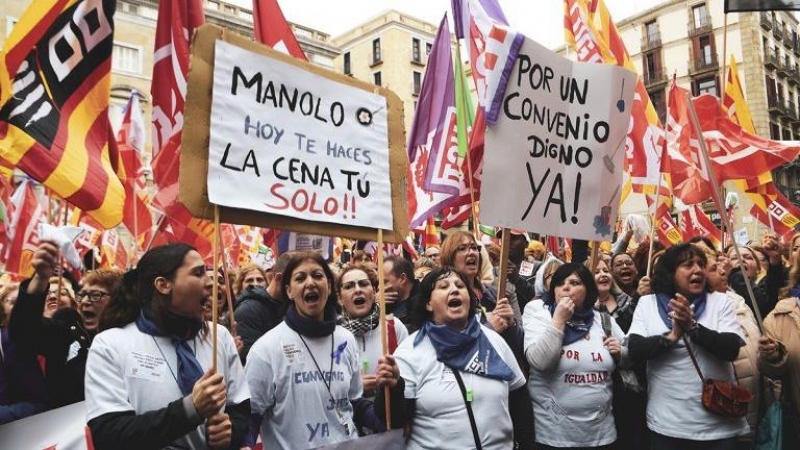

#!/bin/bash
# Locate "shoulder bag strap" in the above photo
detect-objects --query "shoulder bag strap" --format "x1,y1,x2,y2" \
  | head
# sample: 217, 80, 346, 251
682, 336, 705, 383
600, 311, 612, 338
452, 369, 483, 450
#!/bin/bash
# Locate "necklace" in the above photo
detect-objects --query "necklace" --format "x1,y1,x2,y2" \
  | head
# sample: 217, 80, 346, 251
296, 332, 351, 436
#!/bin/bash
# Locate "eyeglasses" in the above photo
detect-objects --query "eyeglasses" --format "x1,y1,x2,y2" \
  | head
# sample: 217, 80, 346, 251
455, 244, 480, 254
77, 291, 111, 303
341, 279, 372, 291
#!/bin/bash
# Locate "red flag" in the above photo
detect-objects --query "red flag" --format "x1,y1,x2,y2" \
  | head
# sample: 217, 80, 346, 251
667, 82, 800, 205
0, 0, 125, 228
679, 204, 722, 248
423, 217, 440, 247
748, 183, 800, 239
439, 108, 485, 229
252, 0, 307, 60
117, 93, 153, 242
100, 229, 128, 271
3, 180, 45, 276
71, 209, 104, 258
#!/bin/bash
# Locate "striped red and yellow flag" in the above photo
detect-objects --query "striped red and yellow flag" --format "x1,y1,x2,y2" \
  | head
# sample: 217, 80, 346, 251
564, 0, 669, 202
0, 0, 124, 229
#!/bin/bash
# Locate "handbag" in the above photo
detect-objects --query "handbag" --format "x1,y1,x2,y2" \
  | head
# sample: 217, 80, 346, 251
452, 369, 483, 450
601, 312, 644, 393
684, 336, 752, 418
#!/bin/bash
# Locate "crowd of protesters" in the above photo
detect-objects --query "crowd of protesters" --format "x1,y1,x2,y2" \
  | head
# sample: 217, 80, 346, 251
0, 229, 799, 449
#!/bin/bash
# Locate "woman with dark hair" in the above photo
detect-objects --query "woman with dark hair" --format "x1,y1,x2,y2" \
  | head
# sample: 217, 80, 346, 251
337, 264, 408, 399
85, 243, 250, 449
628, 243, 747, 449
244, 252, 399, 449
523, 262, 625, 449
391, 266, 535, 449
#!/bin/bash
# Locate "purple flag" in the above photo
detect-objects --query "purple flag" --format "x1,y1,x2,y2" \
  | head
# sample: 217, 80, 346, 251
451, 0, 523, 124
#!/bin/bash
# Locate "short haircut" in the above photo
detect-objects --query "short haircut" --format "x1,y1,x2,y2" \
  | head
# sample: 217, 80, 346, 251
81, 269, 124, 294
548, 263, 598, 308
337, 264, 379, 293
412, 266, 478, 324
385, 255, 414, 281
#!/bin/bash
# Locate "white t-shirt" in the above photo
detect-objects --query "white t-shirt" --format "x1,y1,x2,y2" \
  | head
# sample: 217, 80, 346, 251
85, 322, 249, 450
523, 299, 622, 447
356, 318, 408, 378
628, 292, 749, 440
245, 322, 362, 450
393, 325, 526, 450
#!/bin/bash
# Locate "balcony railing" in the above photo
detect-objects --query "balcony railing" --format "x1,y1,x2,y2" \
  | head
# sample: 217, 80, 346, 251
768, 95, 785, 114
774, 26, 784, 41
764, 52, 780, 69
760, 12, 773, 30
641, 32, 662, 52
794, 40, 800, 57
777, 61, 791, 78
787, 101, 798, 121
689, 16, 713, 36
689, 54, 718, 73
644, 67, 668, 86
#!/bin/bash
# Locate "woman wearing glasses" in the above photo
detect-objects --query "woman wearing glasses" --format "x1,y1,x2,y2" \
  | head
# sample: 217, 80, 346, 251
337, 264, 408, 401
8, 240, 123, 408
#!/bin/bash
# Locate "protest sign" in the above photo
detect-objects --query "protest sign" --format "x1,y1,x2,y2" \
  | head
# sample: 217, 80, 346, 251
181, 25, 409, 242
480, 37, 636, 242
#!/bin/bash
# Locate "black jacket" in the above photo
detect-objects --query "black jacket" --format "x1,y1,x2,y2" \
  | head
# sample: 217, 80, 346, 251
8, 279, 91, 408
233, 286, 283, 363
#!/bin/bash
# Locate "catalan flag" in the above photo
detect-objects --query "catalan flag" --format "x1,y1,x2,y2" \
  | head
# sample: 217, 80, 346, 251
0, 0, 124, 228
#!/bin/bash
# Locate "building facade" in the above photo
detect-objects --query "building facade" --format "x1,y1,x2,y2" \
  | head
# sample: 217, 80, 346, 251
332, 10, 440, 135
612, 0, 800, 224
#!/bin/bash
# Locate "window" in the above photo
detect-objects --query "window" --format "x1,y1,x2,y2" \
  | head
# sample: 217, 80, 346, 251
783, 128, 793, 140
699, 35, 713, 64
693, 3, 709, 28
694, 76, 718, 96
426, 43, 432, 55
373, 71, 382, 86
413, 71, 422, 95
770, 123, 781, 140
645, 52, 658, 78
343, 52, 351, 75
112, 43, 142, 74
412, 38, 421, 63
645, 20, 658, 45
372, 38, 382, 65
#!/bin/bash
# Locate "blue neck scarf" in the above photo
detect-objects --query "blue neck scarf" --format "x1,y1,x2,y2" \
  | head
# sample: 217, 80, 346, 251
788, 284, 800, 299
655, 292, 707, 330
414, 316, 516, 382
544, 292, 596, 345
135, 311, 204, 396
284, 300, 338, 338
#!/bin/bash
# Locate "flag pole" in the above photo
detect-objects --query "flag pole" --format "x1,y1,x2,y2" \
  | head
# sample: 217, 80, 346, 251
497, 228, 511, 299
376, 228, 391, 430
221, 247, 236, 337
143, 214, 166, 254
685, 91, 764, 330
131, 184, 140, 268
454, 42, 481, 239
211, 205, 220, 372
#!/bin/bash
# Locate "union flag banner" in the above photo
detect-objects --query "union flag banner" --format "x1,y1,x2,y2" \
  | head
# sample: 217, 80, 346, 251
3, 179, 45, 276
680, 204, 723, 248
667, 82, 800, 205
0, 0, 125, 228
252, 0, 307, 60
117, 92, 153, 243
451, 0, 523, 124
100, 229, 128, 271
70, 208, 104, 257
564, 0, 666, 200
749, 183, 800, 239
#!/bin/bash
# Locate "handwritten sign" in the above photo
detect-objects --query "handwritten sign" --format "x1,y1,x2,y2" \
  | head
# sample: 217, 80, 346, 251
480, 37, 636, 241
207, 40, 393, 230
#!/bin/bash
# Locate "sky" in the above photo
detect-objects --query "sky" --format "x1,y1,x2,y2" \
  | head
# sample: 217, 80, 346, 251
232, 0, 666, 49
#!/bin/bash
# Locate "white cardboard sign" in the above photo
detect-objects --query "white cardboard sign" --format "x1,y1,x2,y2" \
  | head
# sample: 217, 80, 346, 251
207, 40, 393, 230
480, 37, 636, 241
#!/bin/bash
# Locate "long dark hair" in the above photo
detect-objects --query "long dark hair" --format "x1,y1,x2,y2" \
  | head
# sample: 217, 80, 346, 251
651, 243, 708, 297
548, 262, 598, 309
412, 266, 478, 324
99, 243, 198, 332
